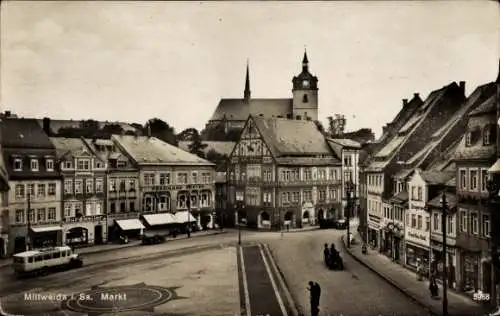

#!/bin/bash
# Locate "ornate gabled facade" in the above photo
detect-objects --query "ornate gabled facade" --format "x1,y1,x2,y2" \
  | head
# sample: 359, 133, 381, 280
83, 138, 140, 242
1, 119, 62, 255
206, 51, 319, 132
50, 137, 107, 247
227, 115, 342, 230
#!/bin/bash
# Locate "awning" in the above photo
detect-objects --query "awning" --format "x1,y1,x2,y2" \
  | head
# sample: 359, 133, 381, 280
142, 213, 177, 226
489, 158, 500, 173
115, 219, 145, 231
174, 211, 197, 223
31, 226, 63, 233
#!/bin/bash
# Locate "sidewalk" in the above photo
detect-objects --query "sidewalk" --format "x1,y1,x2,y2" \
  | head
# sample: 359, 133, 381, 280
341, 234, 492, 316
0, 229, 226, 269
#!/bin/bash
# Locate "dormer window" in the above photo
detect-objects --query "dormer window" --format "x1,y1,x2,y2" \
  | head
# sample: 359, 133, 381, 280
77, 159, 90, 170
96, 161, 104, 168
30, 159, 39, 171
483, 126, 492, 145
117, 161, 126, 168
46, 159, 54, 171
64, 161, 72, 169
465, 132, 472, 147
303, 94, 309, 103
13, 158, 22, 171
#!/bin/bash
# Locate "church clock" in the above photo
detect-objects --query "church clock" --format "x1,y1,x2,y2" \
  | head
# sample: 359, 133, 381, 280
302, 80, 309, 88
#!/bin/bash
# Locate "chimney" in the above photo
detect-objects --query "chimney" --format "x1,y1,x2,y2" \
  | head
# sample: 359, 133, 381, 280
413, 93, 419, 99
402, 99, 408, 107
42, 117, 51, 136
459, 81, 466, 94
382, 125, 388, 134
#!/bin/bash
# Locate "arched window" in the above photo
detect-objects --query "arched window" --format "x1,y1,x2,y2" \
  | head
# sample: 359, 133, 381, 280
159, 193, 171, 211
483, 126, 492, 145
303, 94, 309, 103
465, 132, 472, 147
177, 193, 187, 209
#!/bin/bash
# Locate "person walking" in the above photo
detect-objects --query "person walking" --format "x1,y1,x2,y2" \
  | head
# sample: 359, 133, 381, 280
308, 281, 321, 316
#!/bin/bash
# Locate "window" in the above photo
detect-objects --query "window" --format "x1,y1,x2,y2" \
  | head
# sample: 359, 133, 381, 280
30, 159, 39, 171
191, 172, 197, 184
417, 215, 422, 229
292, 192, 300, 202
329, 189, 336, 201
117, 161, 126, 168
86, 179, 94, 194
109, 179, 117, 192
37, 208, 46, 222
128, 179, 136, 191
460, 209, 467, 232
110, 202, 116, 213
425, 216, 430, 231
75, 179, 83, 194
433, 213, 439, 231
129, 202, 135, 212
95, 178, 103, 193
13, 158, 22, 171
447, 215, 454, 235
47, 207, 56, 220
27, 184, 35, 197
470, 170, 478, 191
119, 180, 126, 192
15, 209, 24, 223
37, 184, 45, 197
202, 173, 211, 184
160, 173, 170, 185
28, 208, 35, 222
48, 183, 56, 196
460, 169, 467, 190
143, 173, 155, 185
303, 94, 309, 103
15, 184, 25, 199
465, 132, 472, 146
303, 190, 312, 202
471, 213, 478, 235
483, 215, 491, 237
417, 187, 422, 201
64, 204, 71, 217
319, 189, 326, 201
96, 203, 102, 215
481, 169, 488, 192
484, 126, 492, 145
177, 173, 188, 184
303, 169, 312, 181
86, 203, 93, 216
263, 170, 273, 182
74, 202, 82, 216
77, 159, 90, 170
64, 179, 73, 195
411, 186, 416, 200
329, 168, 338, 181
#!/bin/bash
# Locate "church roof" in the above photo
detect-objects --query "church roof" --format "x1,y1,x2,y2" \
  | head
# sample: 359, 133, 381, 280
209, 98, 292, 122
252, 116, 334, 157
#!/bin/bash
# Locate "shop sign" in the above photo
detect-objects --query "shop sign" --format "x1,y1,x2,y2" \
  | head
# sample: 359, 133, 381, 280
151, 184, 210, 191
368, 214, 380, 229
406, 227, 429, 246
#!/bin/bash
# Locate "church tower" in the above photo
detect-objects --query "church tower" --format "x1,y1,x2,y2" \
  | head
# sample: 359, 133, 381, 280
244, 60, 251, 104
292, 50, 318, 121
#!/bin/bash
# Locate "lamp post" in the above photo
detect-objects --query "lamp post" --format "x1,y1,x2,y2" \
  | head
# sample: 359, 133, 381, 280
346, 181, 353, 248
235, 194, 243, 245
487, 170, 500, 313
186, 191, 191, 238
26, 191, 32, 251
439, 191, 449, 316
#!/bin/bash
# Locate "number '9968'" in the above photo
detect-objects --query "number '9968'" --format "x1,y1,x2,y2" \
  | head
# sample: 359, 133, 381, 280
473, 291, 490, 301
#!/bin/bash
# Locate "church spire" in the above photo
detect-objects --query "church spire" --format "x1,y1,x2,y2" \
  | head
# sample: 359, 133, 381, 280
244, 59, 251, 101
302, 49, 309, 72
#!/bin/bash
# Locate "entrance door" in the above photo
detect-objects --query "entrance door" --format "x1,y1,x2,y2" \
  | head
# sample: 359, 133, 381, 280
94, 225, 103, 245
14, 237, 26, 254
0, 238, 4, 258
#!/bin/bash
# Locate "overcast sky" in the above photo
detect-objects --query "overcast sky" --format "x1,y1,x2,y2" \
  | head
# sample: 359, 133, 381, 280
1, 1, 499, 137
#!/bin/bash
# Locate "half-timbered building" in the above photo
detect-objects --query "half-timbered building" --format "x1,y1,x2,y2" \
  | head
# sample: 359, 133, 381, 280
227, 116, 342, 229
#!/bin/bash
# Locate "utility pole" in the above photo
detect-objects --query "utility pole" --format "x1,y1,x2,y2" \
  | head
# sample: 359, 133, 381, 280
441, 191, 448, 316
346, 181, 352, 248
26, 191, 31, 251
187, 191, 191, 238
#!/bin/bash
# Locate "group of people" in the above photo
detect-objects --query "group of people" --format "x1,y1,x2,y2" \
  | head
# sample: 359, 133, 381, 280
307, 281, 321, 316
323, 243, 342, 269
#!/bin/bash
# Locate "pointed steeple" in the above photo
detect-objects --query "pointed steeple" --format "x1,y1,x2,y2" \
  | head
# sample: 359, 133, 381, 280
496, 58, 500, 83
244, 59, 251, 102
302, 48, 309, 71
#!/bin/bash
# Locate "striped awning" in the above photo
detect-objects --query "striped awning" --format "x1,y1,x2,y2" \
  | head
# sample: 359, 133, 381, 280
115, 219, 145, 231
142, 213, 177, 226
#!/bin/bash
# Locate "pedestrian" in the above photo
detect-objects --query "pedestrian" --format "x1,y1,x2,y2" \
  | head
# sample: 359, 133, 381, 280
429, 276, 439, 298
307, 281, 321, 316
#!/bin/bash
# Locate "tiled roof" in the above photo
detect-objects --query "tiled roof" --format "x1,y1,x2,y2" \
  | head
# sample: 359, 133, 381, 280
398, 113, 423, 134
178, 141, 235, 156
50, 137, 89, 159
390, 191, 408, 204
425, 139, 460, 172
112, 135, 214, 166
420, 170, 455, 185
252, 117, 333, 156
210, 98, 292, 121
375, 136, 405, 158
275, 156, 341, 166
37, 119, 138, 134
2, 148, 59, 179
446, 177, 456, 187
469, 94, 496, 116
1, 118, 55, 149
427, 192, 457, 210
327, 138, 361, 149
394, 168, 414, 180
0, 152, 9, 189
453, 134, 496, 160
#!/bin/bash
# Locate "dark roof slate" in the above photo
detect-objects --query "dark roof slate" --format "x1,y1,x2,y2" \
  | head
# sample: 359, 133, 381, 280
420, 170, 455, 185
210, 98, 292, 121
1, 118, 54, 149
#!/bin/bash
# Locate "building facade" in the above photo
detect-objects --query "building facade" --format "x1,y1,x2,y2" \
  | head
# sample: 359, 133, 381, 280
83, 138, 140, 242
50, 137, 107, 246
1, 119, 63, 255
112, 135, 216, 232
228, 116, 342, 230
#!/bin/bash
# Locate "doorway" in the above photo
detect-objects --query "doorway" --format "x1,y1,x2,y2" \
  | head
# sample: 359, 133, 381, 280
94, 225, 103, 244
14, 236, 26, 254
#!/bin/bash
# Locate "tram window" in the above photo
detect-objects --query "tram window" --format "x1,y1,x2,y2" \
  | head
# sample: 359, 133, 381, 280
13, 257, 24, 264
66, 250, 70, 257
34, 256, 43, 262
53, 252, 61, 258
28, 257, 34, 263
43, 254, 52, 260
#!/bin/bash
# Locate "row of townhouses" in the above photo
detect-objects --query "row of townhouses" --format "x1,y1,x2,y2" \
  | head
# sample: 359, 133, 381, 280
359, 60, 500, 296
0, 118, 217, 257
227, 115, 361, 229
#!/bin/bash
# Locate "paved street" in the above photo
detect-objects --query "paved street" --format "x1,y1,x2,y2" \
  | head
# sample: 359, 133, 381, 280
268, 228, 431, 316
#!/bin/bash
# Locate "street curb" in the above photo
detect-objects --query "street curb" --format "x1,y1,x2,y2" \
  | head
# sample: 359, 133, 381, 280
263, 244, 303, 316
0, 231, 227, 270
339, 235, 439, 316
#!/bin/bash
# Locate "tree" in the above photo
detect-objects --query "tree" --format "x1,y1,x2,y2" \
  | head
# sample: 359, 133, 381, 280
146, 118, 178, 146
188, 129, 208, 158
314, 120, 326, 135
327, 114, 347, 137
79, 119, 99, 130
206, 149, 229, 172
101, 123, 124, 135
177, 128, 199, 141
200, 122, 228, 141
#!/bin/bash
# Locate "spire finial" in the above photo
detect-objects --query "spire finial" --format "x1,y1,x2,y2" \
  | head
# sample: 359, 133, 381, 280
302, 48, 309, 71
244, 59, 251, 101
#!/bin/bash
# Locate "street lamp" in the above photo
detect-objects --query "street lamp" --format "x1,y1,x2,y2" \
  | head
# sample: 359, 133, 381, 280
440, 191, 449, 316
346, 181, 354, 248
26, 192, 32, 251
235, 194, 244, 245
487, 166, 500, 314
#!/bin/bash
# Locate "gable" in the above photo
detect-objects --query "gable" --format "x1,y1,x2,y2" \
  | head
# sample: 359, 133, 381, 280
229, 116, 274, 161
409, 169, 425, 186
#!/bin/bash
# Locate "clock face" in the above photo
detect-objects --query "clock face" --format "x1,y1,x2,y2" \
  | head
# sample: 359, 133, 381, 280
302, 80, 309, 87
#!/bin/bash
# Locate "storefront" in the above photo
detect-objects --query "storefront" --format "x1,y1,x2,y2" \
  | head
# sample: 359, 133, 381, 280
368, 214, 381, 249
430, 240, 457, 288
63, 216, 107, 246
30, 226, 63, 249
461, 251, 480, 292
405, 226, 430, 269
382, 222, 404, 261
